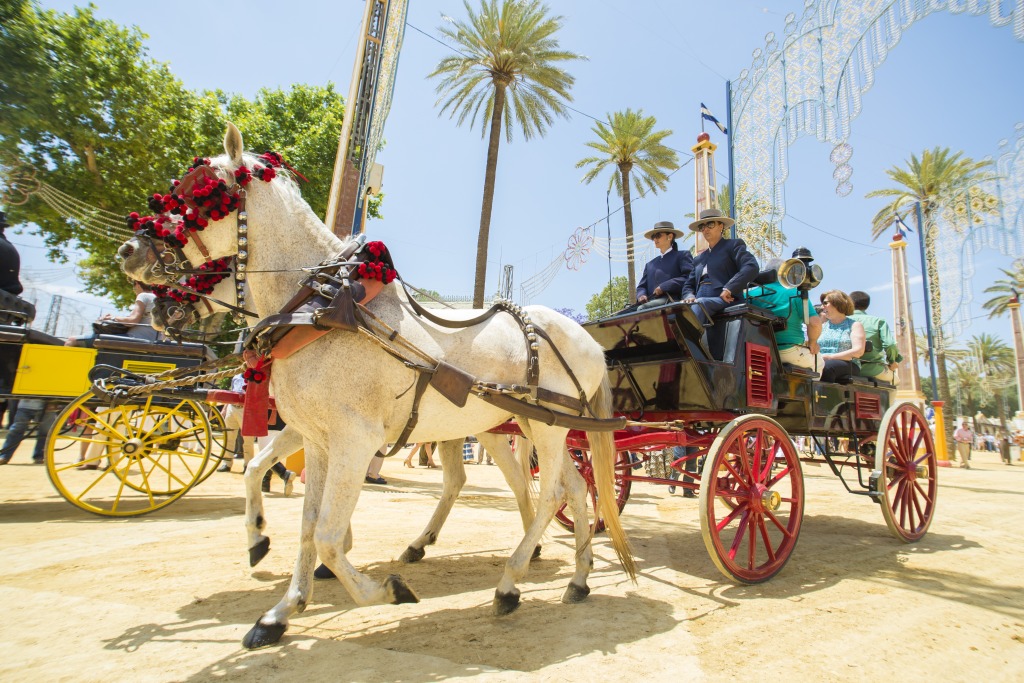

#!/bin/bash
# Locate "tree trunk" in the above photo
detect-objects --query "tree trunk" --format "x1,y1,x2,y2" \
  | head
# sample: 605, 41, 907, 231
620, 165, 636, 302
473, 85, 506, 308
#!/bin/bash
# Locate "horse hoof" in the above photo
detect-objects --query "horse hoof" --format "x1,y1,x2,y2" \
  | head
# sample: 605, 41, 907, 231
399, 546, 425, 564
531, 545, 542, 561
242, 619, 287, 650
561, 582, 590, 604
385, 574, 419, 604
313, 563, 336, 580
249, 537, 271, 567
493, 589, 521, 616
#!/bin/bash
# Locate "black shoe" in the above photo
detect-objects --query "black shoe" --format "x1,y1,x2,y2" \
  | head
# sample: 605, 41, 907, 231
365, 475, 387, 485
683, 490, 696, 498
217, 461, 232, 473
313, 563, 336, 579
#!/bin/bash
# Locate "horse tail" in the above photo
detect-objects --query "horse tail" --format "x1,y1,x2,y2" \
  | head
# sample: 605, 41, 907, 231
589, 374, 637, 582
513, 435, 539, 510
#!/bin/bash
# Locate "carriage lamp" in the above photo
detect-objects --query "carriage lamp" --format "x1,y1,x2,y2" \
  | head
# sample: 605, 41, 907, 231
775, 258, 823, 291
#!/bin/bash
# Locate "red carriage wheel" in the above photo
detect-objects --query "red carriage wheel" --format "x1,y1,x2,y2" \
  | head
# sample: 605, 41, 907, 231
875, 402, 937, 542
699, 415, 804, 584
553, 449, 632, 533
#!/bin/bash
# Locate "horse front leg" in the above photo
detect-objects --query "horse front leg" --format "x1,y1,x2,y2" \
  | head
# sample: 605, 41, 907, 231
315, 439, 420, 607
244, 426, 304, 567
242, 440, 327, 649
400, 439, 466, 563
559, 448, 593, 604
493, 424, 569, 615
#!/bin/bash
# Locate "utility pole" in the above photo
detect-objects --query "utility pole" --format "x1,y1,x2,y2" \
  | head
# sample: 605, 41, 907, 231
43, 295, 62, 335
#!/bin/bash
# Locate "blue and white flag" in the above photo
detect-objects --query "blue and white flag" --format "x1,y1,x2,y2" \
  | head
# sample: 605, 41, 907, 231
894, 214, 913, 237
700, 102, 728, 135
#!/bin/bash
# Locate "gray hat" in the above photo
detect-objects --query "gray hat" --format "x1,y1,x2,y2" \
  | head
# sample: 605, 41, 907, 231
643, 220, 684, 241
688, 208, 735, 232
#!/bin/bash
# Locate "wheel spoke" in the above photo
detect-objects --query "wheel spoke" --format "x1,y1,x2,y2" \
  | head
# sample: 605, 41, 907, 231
766, 463, 792, 488
763, 508, 794, 538
727, 510, 751, 561
751, 429, 764, 483
757, 515, 777, 564
716, 500, 749, 533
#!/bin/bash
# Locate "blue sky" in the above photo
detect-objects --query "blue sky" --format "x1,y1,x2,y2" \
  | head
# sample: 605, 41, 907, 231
18, 0, 1024, 351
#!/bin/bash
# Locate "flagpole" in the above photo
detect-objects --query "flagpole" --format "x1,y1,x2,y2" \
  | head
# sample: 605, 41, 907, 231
726, 81, 737, 239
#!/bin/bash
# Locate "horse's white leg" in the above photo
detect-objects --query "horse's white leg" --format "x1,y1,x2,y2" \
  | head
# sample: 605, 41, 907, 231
243, 440, 328, 649
476, 432, 540, 559
493, 423, 570, 615
314, 438, 419, 607
399, 439, 466, 563
559, 447, 594, 604
244, 426, 303, 567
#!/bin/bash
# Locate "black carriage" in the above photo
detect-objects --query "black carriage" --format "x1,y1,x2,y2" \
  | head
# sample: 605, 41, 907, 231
565, 285, 936, 584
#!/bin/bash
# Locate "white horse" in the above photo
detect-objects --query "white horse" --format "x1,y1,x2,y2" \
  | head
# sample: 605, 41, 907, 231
120, 123, 634, 649
150, 277, 541, 571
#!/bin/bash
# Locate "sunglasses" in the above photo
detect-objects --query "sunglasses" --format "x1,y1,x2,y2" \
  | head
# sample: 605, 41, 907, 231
697, 222, 721, 232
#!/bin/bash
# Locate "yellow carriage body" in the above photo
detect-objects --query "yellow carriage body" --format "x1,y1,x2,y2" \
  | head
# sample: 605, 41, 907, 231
12, 344, 97, 397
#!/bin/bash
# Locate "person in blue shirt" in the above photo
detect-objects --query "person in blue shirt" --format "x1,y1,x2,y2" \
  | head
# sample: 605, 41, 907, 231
680, 209, 759, 323
747, 255, 823, 376
636, 221, 693, 311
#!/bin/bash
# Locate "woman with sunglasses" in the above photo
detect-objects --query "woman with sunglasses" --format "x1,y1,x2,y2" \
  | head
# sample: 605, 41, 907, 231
817, 289, 866, 383
635, 220, 693, 311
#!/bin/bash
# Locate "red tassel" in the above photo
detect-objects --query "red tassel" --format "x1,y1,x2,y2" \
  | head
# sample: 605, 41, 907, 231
241, 355, 271, 437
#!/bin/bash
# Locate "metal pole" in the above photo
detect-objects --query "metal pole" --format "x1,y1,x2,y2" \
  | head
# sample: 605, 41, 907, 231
914, 201, 940, 402
726, 80, 737, 240
606, 189, 613, 312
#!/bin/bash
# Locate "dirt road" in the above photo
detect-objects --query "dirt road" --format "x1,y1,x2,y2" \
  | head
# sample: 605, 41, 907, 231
2, 445, 1022, 682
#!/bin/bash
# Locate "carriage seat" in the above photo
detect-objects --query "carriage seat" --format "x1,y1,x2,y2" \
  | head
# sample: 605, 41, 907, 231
837, 374, 895, 389
781, 363, 817, 377
718, 302, 784, 325
0, 324, 65, 346
93, 335, 208, 358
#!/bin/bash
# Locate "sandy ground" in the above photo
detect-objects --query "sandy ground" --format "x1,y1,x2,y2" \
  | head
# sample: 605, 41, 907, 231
1, 443, 1023, 682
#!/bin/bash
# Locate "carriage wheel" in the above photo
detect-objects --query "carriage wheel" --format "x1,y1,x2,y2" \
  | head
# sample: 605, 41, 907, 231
699, 415, 804, 584
194, 404, 231, 486
875, 402, 937, 542
553, 449, 632, 533
46, 393, 211, 517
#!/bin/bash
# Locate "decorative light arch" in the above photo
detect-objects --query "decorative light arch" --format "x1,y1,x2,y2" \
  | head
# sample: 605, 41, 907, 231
730, 0, 1024, 257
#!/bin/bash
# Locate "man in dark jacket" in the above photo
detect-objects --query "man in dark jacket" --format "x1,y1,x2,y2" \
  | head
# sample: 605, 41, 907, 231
681, 209, 759, 322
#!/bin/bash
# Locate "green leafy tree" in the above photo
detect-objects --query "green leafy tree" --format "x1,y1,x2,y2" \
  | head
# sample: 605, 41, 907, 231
429, 0, 583, 307
866, 147, 994, 456
576, 109, 678, 301
982, 260, 1024, 318
0, 2, 350, 306
585, 276, 629, 321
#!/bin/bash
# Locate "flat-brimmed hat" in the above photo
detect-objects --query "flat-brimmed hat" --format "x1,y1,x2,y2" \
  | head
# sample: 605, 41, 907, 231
643, 220, 684, 241
688, 208, 735, 232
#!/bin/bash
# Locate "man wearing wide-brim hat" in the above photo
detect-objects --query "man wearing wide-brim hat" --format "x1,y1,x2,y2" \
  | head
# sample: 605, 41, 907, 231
635, 220, 693, 311
680, 209, 759, 323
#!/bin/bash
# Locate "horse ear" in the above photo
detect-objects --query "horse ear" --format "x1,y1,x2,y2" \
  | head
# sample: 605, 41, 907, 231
224, 123, 244, 164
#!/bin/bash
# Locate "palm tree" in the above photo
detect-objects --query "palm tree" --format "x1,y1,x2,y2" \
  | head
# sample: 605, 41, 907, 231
866, 147, 994, 456
576, 109, 678, 301
982, 260, 1024, 318
429, 0, 584, 307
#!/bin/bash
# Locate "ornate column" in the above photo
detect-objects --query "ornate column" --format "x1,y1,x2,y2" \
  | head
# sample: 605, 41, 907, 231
1009, 298, 1024, 425
691, 132, 717, 253
890, 233, 925, 404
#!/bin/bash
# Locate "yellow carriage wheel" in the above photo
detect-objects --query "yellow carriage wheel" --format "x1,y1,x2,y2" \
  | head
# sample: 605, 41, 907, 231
46, 392, 212, 517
